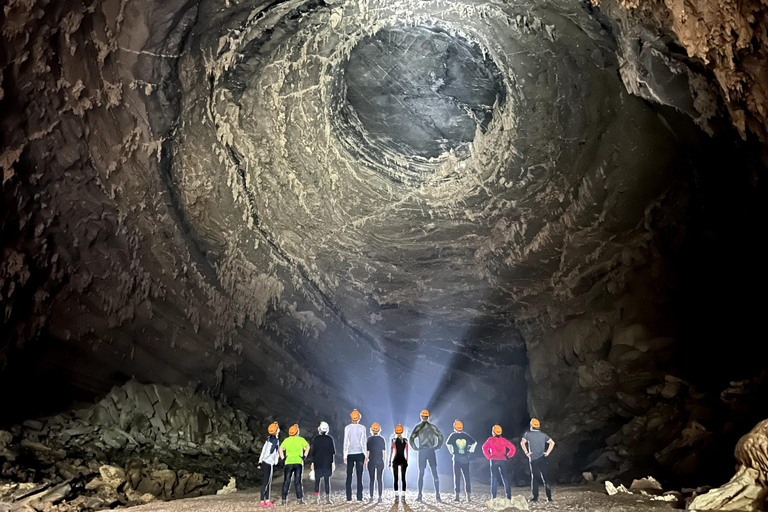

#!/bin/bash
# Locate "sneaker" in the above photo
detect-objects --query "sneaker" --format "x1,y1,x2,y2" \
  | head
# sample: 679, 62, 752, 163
454, 494, 460, 502
315, 496, 321, 505
416, 495, 423, 502
260, 502, 268, 508
297, 499, 306, 505
378, 497, 383, 503
267, 502, 276, 507
281, 500, 287, 506
369, 497, 374, 503
467, 494, 472, 503
436, 495, 442, 503
326, 497, 332, 505
530, 498, 538, 502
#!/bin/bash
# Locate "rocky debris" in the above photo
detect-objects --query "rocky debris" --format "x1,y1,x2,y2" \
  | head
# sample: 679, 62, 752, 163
629, 476, 663, 494
689, 418, 768, 511
485, 496, 529, 511
605, 481, 630, 495
0, 381, 264, 511
216, 477, 237, 495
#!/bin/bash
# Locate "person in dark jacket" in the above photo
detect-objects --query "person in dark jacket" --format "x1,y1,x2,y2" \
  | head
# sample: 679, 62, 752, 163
482, 425, 516, 500
409, 409, 444, 502
367, 423, 386, 503
390, 425, 409, 501
446, 420, 477, 502
310, 422, 336, 504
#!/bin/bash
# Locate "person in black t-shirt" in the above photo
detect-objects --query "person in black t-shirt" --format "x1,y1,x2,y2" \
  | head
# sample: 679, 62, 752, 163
390, 424, 409, 500
310, 422, 336, 504
446, 420, 478, 502
366, 423, 386, 502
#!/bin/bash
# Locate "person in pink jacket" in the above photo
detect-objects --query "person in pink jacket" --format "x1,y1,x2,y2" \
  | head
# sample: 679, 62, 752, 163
482, 425, 516, 499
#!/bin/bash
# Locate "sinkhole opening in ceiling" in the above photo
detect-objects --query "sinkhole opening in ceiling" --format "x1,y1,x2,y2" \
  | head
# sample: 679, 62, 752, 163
338, 24, 506, 172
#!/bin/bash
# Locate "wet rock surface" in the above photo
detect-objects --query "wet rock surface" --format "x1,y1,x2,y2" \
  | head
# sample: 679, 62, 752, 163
0, 381, 262, 511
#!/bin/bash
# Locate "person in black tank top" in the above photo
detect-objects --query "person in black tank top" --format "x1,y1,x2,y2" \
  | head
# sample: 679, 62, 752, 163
390, 425, 409, 500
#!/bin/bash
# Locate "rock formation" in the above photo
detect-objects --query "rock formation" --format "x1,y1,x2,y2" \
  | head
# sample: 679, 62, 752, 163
689, 418, 768, 511
0, 381, 261, 510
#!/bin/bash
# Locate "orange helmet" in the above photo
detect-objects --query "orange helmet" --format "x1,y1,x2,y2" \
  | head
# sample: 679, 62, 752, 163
268, 422, 279, 435
420, 409, 430, 419
351, 409, 361, 422
453, 420, 464, 432
531, 418, 540, 429
371, 423, 381, 434
289, 424, 299, 436
493, 425, 502, 436
394, 424, 404, 435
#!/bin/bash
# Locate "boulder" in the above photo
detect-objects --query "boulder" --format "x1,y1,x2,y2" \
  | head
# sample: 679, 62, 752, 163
99, 465, 126, 491
605, 481, 630, 495
629, 476, 663, 493
216, 477, 237, 495
689, 418, 768, 511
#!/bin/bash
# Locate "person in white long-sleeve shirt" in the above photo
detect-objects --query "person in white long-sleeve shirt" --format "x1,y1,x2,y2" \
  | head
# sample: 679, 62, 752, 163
344, 409, 367, 501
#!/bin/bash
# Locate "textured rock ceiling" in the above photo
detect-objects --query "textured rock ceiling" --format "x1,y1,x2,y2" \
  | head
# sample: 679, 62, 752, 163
2, 0, 768, 486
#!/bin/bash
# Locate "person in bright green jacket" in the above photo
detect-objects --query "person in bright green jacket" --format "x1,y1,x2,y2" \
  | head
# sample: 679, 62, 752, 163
280, 424, 310, 505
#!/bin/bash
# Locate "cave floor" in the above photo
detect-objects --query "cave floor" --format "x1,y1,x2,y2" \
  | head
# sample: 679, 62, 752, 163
128, 482, 678, 512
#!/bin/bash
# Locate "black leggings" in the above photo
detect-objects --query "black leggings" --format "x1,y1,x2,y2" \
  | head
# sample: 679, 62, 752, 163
314, 471, 331, 495
282, 464, 304, 500
392, 460, 408, 491
261, 464, 274, 501
369, 462, 384, 498
454, 461, 471, 494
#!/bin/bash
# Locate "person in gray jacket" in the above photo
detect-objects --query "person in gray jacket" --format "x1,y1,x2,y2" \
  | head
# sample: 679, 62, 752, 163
521, 418, 555, 502
409, 409, 444, 502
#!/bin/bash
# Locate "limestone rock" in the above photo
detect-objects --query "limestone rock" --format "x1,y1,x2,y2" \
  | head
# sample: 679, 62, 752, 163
689, 419, 768, 511
216, 477, 237, 495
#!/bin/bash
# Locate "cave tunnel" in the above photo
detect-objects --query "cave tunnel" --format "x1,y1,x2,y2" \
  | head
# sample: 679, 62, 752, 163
1, 0, 768, 509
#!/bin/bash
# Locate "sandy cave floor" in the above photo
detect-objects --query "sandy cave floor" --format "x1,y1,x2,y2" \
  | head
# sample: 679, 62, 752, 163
128, 477, 678, 512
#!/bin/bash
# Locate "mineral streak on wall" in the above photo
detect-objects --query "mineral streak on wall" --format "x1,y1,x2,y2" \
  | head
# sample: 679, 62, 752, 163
1, 0, 767, 501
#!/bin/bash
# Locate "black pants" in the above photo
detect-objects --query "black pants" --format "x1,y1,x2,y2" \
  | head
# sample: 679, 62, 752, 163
346, 453, 365, 500
369, 462, 384, 498
282, 464, 303, 500
392, 460, 408, 492
490, 460, 510, 499
417, 449, 440, 496
314, 469, 331, 495
261, 464, 274, 501
530, 456, 551, 501
453, 461, 471, 494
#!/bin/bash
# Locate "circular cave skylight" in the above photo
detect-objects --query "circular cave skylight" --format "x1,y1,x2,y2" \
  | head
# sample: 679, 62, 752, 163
336, 25, 506, 178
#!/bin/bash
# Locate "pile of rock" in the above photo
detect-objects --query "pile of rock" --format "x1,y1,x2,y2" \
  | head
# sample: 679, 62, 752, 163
0, 380, 263, 511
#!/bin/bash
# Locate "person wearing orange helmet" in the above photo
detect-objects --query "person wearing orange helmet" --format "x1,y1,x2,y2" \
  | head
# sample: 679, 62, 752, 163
482, 425, 516, 500
258, 422, 280, 507
521, 418, 554, 502
366, 423, 386, 502
446, 420, 477, 502
344, 409, 367, 502
279, 424, 309, 505
389, 424, 409, 500
409, 409, 444, 502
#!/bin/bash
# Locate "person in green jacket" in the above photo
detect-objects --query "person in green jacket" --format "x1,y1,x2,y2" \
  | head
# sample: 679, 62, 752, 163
280, 424, 309, 505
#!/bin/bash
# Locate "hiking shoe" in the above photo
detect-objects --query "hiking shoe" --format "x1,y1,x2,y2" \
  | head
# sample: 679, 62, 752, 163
454, 494, 460, 502
416, 495, 423, 502
378, 497, 383, 503
467, 494, 472, 503
326, 496, 332, 504
436, 494, 442, 503
298, 499, 306, 505
281, 500, 287, 506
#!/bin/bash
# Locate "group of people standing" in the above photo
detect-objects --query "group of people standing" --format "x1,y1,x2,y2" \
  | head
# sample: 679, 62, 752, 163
256, 409, 555, 507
